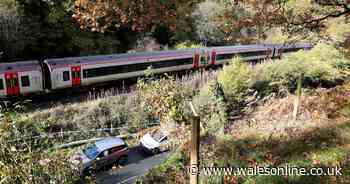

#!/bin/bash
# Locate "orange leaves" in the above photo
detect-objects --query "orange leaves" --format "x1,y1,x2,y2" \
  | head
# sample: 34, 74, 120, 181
73, 0, 179, 32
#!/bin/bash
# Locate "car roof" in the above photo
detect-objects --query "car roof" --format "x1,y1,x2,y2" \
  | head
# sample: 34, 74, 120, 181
95, 137, 125, 151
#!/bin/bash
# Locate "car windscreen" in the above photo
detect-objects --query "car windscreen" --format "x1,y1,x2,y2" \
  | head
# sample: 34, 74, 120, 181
152, 131, 165, 142
83, 144, 100, 159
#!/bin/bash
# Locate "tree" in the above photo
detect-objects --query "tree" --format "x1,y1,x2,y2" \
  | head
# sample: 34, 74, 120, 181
0, 0, 125, 61
220, 0, 350, 44
0, 0, 26, 61
192, 0, 226, 45
73, 0, 180, 33
284, 0, 350, 29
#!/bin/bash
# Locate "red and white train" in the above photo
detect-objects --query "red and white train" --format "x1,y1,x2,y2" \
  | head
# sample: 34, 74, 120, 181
0, 43, 312, 98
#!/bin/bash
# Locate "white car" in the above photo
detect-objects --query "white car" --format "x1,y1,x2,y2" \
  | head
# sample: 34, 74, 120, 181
140, 130, 170, 154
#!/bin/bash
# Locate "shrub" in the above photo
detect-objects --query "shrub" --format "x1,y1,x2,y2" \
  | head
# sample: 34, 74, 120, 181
16, 94, 157, 144
175, 41, 204, 49
193, 81, 227, 134
260, 43, 350, 92
20, 96, 136, 132
218, 57, 256, 106
136, 76, 194, 124
0, 113, 79, 184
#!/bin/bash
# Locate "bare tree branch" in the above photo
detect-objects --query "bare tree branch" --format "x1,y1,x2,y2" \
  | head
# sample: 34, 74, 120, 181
284, 0, 350, 26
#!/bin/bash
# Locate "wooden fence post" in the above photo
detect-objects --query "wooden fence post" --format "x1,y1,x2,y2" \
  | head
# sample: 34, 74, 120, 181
189, 102, 200, 184
110, 122, 113, 134
293, 73, 303, 121
60, 128, 63, 138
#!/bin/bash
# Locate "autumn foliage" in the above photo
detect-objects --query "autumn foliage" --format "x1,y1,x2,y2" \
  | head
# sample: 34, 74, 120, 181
74, 0, 181, 33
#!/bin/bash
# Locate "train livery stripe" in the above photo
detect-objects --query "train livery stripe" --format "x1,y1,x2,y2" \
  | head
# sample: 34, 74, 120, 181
48, 54, 194, 69
83, 57, 193, 78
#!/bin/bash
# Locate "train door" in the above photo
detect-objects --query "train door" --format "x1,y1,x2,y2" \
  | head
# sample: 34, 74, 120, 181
0, 77, 4, 97
266, 48, 273, 59
5, 72, 20, 96
71, 66, 81, 87
211, 49, 217, 65
193, 52, 200, 68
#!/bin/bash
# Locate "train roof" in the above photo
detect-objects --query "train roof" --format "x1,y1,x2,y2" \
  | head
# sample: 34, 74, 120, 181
264, 43, 313, 48
43, 43, 311, 69
213, 44, 268, 53
210, 44, 266, 50
44, 44, 271, 68
44, 48, 196, 68
0, 60, 41, 73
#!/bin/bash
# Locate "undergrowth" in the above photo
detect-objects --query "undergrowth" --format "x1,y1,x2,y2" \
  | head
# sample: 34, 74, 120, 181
141, 43, 350, 184
4, 43, 350, 184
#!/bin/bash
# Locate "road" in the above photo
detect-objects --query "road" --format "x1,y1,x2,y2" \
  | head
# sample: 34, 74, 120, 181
96, 146, 170, 184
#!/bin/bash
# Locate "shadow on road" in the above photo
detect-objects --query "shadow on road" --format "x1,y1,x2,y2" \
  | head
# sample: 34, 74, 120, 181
94, 146, 170, 184
124, 146, 153, 165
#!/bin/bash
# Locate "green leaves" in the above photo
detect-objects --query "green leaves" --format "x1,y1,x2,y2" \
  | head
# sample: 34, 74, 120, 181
261, 43, 350, 92
218, 57, 255, 104
136, 76, 193, 124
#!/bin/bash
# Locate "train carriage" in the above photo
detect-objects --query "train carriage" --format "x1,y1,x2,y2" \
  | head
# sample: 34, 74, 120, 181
0, 61, 43, 98
214, 45, 270, 64
0, 43, 313, 98
274, 43, 313, 58
44, 49, 200, 90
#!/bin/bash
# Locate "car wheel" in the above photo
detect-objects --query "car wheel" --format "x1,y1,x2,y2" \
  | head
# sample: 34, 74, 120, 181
153, 148, 160, 154
118, 155, 128, 166
82, 167, 92, 176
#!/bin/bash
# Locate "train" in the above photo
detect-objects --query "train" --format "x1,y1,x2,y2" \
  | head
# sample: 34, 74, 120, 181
0, 43, 312, 98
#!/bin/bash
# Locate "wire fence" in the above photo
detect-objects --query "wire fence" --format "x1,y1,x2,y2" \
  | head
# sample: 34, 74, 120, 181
7, 122, 161, 147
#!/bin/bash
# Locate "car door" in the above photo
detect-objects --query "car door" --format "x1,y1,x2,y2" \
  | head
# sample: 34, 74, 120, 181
95, 150, 111, 169
107, 145, 128, 163
159, 136, 170, 151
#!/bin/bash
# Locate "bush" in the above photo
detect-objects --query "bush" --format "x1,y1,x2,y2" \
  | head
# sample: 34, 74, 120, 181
20, 96, 136, 132
175, 41, 204, 49
0, 113, 79, 184
193, 81, 227, 134
218, 57, 256, 106
16, 94, 158, 145
136, 76, 194, 124
260, 43, 350, 92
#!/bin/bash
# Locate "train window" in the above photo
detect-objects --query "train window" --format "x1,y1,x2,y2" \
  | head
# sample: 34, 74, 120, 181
284, 48, 300, 53
21, 76, 30, 87
238, 50, 267, 57
200, 53, 208, 65
63, 71, 70, 81
73, 70, 81, 79
216, 53, 236, 60
0, 79, 3, 90
83, 58, 193, 78
216, 50, 267, 61
6, 78, 11, 88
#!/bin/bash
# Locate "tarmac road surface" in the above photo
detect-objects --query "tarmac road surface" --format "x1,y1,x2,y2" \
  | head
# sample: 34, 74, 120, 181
96, 146, 170, 184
